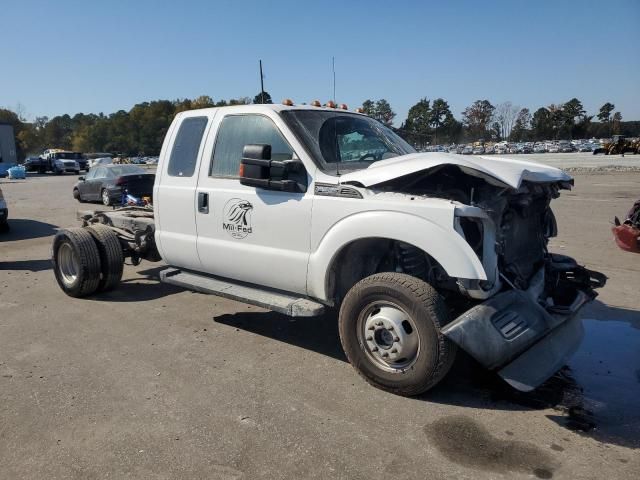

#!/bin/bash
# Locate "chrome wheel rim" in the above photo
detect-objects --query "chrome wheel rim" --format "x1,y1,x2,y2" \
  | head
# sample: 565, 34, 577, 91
58, 243, 79, 286
358, 301, 420, 372
102, 190, 110, 205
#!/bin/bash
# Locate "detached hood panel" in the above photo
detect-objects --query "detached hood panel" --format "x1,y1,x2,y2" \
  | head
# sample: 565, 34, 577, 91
338, 152, 572, 189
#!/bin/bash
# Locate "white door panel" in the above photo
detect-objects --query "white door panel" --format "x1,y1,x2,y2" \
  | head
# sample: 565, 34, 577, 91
196, 183, 312, 293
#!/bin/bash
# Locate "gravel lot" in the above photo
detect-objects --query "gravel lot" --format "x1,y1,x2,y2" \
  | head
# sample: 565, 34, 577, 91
1, 158, 639, 479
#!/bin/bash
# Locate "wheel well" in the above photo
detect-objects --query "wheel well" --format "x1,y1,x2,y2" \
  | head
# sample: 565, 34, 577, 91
327, 237, 455, 304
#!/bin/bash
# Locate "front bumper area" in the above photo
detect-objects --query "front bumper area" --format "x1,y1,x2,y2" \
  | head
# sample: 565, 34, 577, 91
442, 255, 606, 391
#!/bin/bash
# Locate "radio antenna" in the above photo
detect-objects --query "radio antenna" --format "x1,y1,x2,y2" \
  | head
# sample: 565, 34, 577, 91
259, 60, 265, 104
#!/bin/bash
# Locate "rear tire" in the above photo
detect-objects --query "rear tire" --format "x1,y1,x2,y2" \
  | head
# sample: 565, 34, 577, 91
101, 189, 111, 206
339, 272, 456, 396
52, 228, 102, 297
86, 224, 124, 292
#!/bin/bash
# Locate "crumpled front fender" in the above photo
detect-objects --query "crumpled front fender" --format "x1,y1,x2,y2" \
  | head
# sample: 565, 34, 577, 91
307, 210, 487, 302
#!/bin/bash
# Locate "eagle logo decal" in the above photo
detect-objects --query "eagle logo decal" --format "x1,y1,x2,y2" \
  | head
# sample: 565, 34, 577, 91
223, 198, 253, 239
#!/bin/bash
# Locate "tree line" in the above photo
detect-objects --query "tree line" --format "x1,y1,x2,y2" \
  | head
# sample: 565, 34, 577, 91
362, 97, 637, 146
362, 98, 640, 147
0, 94, 258, 160
1, 93, 638, 161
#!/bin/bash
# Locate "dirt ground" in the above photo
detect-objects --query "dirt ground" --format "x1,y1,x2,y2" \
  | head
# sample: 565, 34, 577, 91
0, 170, 639, 479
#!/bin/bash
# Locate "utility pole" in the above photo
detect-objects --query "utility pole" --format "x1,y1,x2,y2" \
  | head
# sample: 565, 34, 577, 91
259, 60, 265, 104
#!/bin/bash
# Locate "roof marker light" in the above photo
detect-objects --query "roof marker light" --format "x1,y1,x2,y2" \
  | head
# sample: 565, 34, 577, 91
311, 100, 321, 107
282, 98, 294, 106
339, 103, 348, 110
326, 100, 337, 108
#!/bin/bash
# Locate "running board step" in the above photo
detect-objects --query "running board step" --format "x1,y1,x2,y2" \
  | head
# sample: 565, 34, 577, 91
159, 268, 325, 317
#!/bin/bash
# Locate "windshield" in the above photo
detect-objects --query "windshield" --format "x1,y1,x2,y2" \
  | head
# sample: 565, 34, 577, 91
55, 152, 82, 160
281, 110, 415, 173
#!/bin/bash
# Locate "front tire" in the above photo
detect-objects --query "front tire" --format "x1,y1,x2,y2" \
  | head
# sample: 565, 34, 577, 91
73, 188, 84, 202
52, 228, 102, 297
339, 273, 456, 396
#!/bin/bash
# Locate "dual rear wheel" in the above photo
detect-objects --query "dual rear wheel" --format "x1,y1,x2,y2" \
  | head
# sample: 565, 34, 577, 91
52, 225, 124, 297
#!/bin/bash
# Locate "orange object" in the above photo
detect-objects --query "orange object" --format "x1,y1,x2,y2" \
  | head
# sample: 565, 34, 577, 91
612, 224, 640, 253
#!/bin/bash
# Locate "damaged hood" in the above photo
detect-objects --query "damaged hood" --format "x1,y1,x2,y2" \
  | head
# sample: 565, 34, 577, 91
338, 152, 572, 189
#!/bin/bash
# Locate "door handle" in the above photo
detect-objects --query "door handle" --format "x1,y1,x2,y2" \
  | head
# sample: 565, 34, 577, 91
198, 192, 209, 214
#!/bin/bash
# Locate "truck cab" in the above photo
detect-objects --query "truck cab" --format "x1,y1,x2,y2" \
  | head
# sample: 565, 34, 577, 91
53, 103, 605, 396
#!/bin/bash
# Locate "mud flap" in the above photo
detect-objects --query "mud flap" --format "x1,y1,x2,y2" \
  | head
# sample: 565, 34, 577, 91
497, 315, 584, 391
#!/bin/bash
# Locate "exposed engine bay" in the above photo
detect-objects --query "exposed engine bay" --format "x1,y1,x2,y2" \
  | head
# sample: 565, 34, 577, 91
374, 164, 576, 292
369, 164, 607, 391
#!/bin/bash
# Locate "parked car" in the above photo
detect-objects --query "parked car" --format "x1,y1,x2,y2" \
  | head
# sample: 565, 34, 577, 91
558, 141, 574, 153
73, 164, 155, 206
578, 144, 592, 152
533, 144, 547, 153
520, 144, 533, 154
462, 145, 473, 154
547, 144, 560, 153
484, 145, 495, 154
53, 103, 605, 396
472, 146, 485, 155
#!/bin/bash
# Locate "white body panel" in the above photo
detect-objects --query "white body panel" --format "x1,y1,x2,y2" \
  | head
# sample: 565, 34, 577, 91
306, 176, 486, 301
194, 109, 316, 294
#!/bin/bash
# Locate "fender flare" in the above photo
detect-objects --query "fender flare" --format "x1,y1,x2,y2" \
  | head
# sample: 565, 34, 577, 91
307, 210, 487, 301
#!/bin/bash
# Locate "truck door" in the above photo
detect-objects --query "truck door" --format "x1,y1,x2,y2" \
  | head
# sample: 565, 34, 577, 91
154, 113, 211, 271
195, 112, 313, 295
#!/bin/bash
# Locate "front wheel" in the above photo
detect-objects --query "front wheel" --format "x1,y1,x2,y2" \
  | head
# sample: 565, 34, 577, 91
339, 273, 456, 396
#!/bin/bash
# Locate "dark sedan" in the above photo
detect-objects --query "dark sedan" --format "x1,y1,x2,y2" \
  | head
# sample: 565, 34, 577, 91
73, 164, 155, 206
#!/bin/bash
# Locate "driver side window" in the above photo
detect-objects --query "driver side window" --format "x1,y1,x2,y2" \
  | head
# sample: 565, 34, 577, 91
210, 114, 294, 178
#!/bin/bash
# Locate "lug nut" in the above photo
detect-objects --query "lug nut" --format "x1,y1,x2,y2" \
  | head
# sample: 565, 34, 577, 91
391, 348, 398, 353
366, 336, 373, 341
376, 321, 383, 326
394, 337, 400, 342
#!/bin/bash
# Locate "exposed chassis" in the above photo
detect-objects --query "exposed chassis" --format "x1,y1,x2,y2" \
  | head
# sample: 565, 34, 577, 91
77, 207, 161, 264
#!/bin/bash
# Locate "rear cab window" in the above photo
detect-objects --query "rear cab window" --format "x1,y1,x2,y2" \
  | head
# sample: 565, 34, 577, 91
168, 116, 208, 177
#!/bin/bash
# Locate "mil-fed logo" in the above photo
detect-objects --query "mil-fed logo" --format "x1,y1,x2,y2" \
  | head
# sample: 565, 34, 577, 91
223, 198, 253, 239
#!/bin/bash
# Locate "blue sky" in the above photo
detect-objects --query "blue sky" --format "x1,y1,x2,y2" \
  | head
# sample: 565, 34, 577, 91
2, 0, 639, 125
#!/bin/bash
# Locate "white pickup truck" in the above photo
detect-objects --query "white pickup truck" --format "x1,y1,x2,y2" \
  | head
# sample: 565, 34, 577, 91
51, 103, 605, 396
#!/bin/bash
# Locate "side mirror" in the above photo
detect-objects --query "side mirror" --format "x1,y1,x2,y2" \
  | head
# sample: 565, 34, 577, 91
239, 144, 305, 192
78, 176, 85, 181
